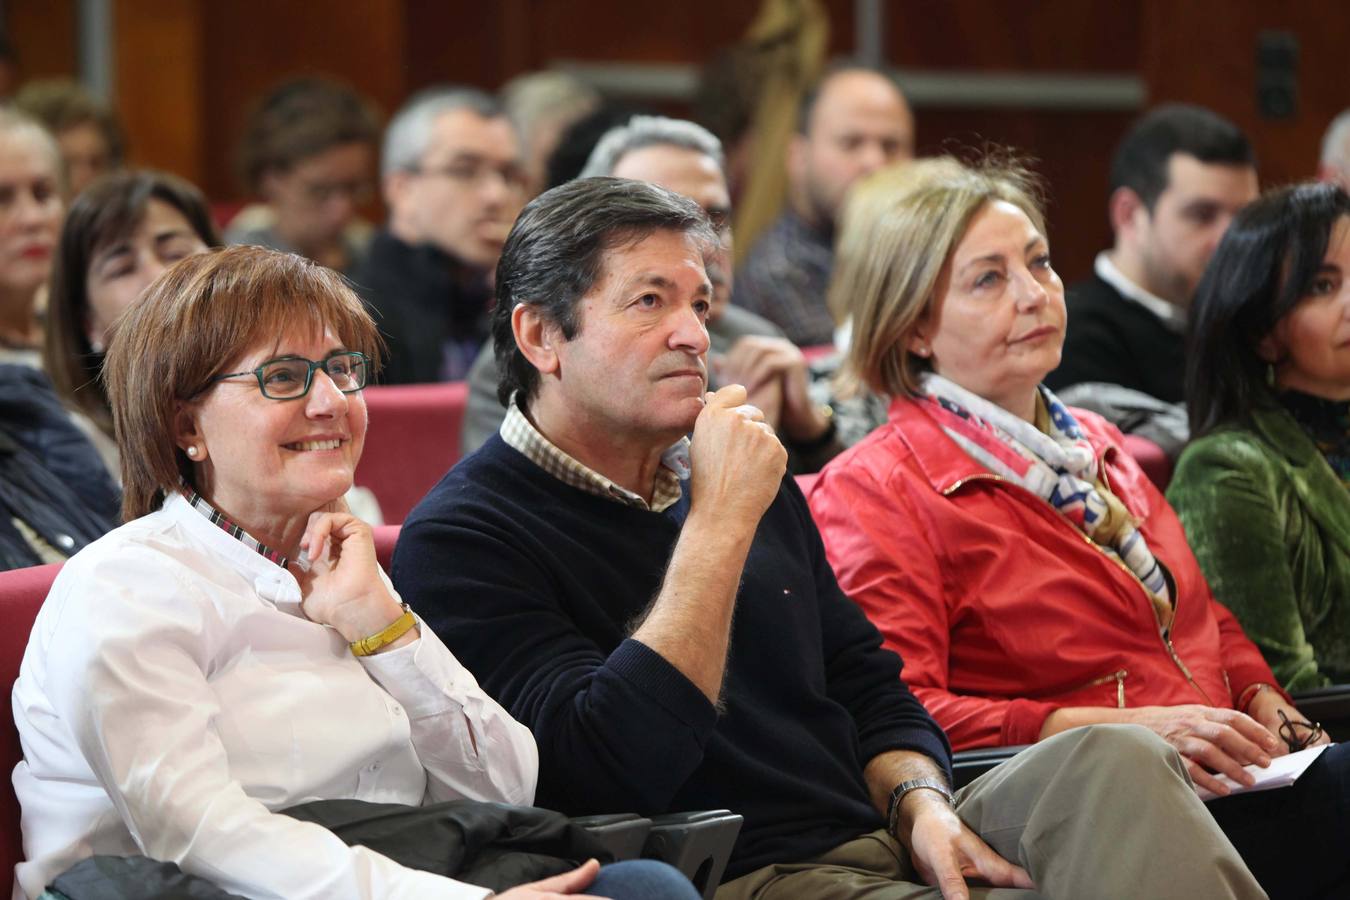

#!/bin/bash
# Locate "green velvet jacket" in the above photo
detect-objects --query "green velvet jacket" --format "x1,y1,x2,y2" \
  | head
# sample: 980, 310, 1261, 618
1169, 404, 1350, 691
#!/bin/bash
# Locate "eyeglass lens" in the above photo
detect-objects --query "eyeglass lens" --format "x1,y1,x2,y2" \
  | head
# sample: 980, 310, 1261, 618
260, 353, 367, 398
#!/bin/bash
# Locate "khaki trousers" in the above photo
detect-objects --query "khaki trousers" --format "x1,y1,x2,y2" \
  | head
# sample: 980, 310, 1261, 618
717, 724, 1265, 900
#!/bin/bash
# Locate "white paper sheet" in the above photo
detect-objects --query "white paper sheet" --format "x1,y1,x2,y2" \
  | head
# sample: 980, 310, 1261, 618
1197, 743, 1331, 802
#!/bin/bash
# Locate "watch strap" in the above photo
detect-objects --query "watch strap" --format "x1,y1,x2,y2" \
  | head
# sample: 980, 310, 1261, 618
887, 776, 955, 836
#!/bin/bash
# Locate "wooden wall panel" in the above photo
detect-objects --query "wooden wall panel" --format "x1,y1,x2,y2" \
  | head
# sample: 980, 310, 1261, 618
6, 0, 78, 82
113, 0, 207, 186
1141, 0, 1350, 190
915, 109, 1132, 285
198, 0, 405, 201
888, 0, 1140, 72
401, 0, 835, 93
403, 1, 514, 91
888, 1, 1145, 282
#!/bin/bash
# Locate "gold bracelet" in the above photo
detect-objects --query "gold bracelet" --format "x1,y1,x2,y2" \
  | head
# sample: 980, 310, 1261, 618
349, 605, 417, 657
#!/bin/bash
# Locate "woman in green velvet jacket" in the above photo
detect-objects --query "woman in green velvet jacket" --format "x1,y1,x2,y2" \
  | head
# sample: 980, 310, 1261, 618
1169, 182, 1350, 691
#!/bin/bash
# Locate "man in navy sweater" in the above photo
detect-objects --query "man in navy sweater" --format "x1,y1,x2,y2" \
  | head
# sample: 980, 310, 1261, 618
393, 177, 1261, 899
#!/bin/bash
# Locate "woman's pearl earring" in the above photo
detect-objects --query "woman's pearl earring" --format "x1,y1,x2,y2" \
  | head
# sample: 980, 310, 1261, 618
186, 446, 199, 459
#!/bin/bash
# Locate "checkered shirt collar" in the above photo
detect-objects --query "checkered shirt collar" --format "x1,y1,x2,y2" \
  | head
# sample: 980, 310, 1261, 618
500, 396, 690, 513
179, 483, 291, 569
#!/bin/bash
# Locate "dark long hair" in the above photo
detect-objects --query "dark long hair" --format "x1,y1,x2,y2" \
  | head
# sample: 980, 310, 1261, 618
43, 170, 221, 435
1187, 182, 1350, 438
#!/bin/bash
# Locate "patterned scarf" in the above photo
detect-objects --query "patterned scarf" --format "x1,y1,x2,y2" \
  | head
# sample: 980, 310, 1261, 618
919, 373, 1174, 631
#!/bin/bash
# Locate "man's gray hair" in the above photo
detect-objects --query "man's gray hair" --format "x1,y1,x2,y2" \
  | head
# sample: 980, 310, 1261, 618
381, 86, 506, 178
1322, 109, 1350, 172
579, 115, 725, 180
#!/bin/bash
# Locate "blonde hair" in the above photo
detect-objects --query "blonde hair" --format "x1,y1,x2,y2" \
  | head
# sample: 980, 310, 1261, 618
103, 246, 383, 520
830, 155, 1046, 398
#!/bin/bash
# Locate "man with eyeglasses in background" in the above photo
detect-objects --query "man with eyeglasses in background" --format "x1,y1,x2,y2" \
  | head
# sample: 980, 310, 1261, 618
351, 87, 528, 384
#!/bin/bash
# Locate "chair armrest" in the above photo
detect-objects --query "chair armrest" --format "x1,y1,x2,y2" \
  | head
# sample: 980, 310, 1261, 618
951, 745, 1030, 789
643, 810, 743, 900
1291, 684, 1350, 737
572, 813, 652, 861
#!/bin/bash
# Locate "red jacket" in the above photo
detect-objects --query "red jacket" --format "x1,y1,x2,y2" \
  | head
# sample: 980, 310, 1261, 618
808, 396, 1284, 750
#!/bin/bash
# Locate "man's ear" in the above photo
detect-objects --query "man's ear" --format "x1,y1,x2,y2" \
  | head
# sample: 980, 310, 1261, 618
512, 304, 561, 377
1109, 186, 1148, 242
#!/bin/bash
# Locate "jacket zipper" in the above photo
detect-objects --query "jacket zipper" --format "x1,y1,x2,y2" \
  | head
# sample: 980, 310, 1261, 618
942, 470, 1213, 704
1073, 669, 1128, 707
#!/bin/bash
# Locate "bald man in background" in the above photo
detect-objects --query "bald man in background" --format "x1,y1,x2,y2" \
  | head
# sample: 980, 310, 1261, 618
732, 63, 914, 347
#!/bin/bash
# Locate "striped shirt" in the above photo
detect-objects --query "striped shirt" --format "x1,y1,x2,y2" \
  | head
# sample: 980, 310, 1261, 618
179, 484, 291, 568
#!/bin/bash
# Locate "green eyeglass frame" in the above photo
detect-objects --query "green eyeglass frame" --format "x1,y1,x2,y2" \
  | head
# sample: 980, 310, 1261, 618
211, 350, 370, 400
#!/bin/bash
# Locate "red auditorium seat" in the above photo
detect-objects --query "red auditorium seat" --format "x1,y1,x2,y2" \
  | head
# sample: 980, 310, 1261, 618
0, 562, 61, 882
1120, 434, 1173, 491
374, 524, 399, 571
356, 382, 469, 524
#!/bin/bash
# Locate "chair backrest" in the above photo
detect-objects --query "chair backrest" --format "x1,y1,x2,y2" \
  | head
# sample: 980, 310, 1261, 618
1120, 434, 1173, 491
373, 524, 399, 572
0, 563, 61, 881
355, 382, 469, 524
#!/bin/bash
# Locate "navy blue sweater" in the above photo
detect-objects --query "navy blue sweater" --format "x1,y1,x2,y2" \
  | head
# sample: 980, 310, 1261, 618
393, 435, 951, 879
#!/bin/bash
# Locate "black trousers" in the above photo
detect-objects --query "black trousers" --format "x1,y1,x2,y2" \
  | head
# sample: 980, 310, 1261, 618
1207, 741, 1350, 900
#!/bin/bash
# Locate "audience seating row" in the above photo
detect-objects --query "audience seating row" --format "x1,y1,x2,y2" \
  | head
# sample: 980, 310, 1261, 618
356, 382, 469, 524
0, 431, 1188, 884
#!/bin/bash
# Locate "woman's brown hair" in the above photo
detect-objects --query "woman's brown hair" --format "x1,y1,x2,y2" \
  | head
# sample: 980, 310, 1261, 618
103, 245, 383, 520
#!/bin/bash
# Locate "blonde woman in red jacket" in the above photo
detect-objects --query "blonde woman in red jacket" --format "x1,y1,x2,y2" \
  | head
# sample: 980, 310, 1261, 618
809, 156, 1347, 899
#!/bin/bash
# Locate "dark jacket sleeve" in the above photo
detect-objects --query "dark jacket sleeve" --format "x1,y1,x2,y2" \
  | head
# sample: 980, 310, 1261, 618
393, 507, 719, 816
784, 479, 954, 779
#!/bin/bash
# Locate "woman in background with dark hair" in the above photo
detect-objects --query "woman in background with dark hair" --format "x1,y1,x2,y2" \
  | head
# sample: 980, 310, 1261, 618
1169, 182, 1350, 692
43, 169, 218, 461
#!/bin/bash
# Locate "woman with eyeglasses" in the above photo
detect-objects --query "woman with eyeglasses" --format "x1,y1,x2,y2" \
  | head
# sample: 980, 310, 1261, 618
1169, 183, 1350, 693
11, 246, 698, 900
226, 78, 380, 275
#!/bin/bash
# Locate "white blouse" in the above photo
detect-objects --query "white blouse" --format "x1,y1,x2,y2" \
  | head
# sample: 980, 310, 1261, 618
11, 493, 538, 900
